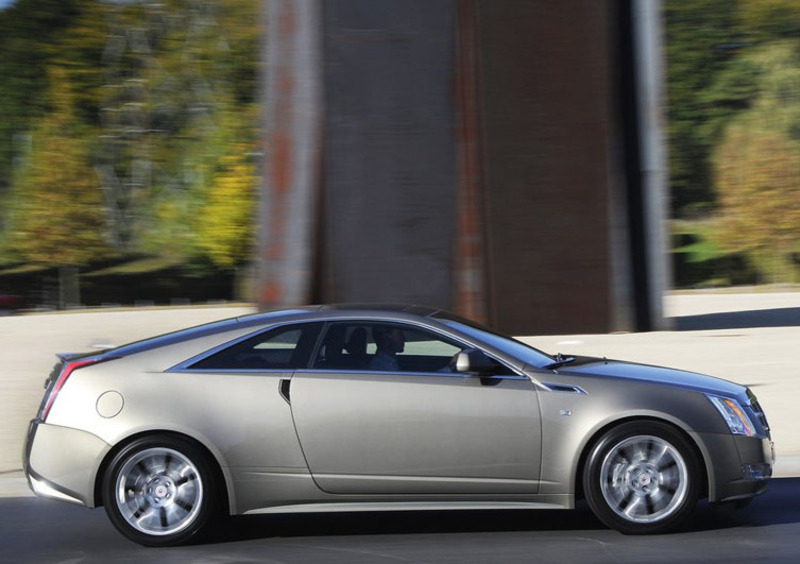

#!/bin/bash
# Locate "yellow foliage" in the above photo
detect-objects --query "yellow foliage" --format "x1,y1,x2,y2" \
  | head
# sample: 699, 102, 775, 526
196, 150, 257, 268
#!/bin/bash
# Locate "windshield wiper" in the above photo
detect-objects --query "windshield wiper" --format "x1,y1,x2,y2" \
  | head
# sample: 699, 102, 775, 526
545, 352, 576, 370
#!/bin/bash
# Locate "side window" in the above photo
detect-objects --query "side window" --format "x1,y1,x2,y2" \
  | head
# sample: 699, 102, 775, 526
190, 323, 323, 370
313, 323, 371, 370
313, 322, 465, 373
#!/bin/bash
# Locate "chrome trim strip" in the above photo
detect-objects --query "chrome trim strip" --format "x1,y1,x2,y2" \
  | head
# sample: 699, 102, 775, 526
168, 315, 528, 380
166, 319, 326, 372
244, 500, 568, 515
165, 367, 528, 380
540, 383, 588, 394
299, 369, 529, 380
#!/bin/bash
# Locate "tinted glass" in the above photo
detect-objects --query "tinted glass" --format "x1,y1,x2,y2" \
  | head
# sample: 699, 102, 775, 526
439, 320, 553, 368
314, 322, 465, 373
190, 322, 323, 370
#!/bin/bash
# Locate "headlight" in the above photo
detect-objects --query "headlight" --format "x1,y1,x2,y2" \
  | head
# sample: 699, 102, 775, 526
705, 394, 756, 436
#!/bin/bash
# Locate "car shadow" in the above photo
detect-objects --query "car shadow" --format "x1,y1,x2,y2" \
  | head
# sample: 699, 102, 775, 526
207, 502, 605, 544
673, 307, 800, 331
686, 477, 800, 531
205, 478, 800, 544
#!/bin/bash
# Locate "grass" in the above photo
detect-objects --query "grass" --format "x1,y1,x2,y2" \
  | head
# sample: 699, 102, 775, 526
671, 219, 729, 264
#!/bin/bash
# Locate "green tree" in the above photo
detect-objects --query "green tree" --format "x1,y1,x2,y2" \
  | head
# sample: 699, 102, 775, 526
665, 0, 741, 216
735, 0, 800, 44
666, 0, 800, 219
97, 0, 261, 259
0, 0, 85, 191
2, 0, 261, 275
11, 66, 110, 267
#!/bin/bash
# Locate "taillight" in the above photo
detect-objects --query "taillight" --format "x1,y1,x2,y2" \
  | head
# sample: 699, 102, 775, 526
40, 357, 118, 421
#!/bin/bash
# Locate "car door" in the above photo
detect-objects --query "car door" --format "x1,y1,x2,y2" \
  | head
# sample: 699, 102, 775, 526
289, 321, 542, 495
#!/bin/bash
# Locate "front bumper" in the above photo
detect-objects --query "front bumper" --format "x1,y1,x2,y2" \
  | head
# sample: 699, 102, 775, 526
23, 419, 111, 507
699, 431, 773, 503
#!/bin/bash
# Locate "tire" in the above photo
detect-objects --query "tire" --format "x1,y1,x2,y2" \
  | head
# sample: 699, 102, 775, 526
583, 421, 701, 534
102, 435, 221, 547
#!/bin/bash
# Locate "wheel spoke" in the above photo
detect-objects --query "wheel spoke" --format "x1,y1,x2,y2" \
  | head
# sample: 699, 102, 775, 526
174, 498, 194, 512
630, 443, 647, 463
641, 439, 652, 462
135, 460, 151, 478
132, 500, 151, 519
658, 458, 677, 472
175, 473, 196, 487
652, 443, 669, 466
617, 491, 635, 512
623, 496, 643, 518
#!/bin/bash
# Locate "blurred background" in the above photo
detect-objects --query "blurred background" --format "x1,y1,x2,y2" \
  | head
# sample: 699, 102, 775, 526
0, 0, 798, 335
0, 0, 259, 309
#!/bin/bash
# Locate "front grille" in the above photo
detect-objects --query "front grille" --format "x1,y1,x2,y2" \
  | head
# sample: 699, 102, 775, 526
750, 400, 770, 435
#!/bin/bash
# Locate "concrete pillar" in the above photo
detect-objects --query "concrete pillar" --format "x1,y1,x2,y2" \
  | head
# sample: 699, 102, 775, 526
317, 0, 458, 307
476, 0, 620, 334
258, 0, 323, 309
258, 0, 668, 335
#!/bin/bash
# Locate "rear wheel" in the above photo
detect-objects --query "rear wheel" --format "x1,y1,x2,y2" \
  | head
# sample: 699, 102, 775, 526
102, 435, 220, 547
583, 421, 701, 534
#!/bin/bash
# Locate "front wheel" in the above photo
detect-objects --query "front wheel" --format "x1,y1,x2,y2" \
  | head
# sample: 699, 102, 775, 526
102, 435, 220, 547
583, 421, 701, 534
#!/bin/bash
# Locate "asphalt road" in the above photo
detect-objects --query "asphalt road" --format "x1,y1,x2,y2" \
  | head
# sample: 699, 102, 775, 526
1, 478, 798, 564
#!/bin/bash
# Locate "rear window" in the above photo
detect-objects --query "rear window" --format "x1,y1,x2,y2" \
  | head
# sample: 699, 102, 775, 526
189, 322, 323, 370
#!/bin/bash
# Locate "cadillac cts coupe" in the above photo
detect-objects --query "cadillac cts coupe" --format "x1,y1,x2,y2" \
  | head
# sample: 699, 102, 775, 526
23, 305, 773, 546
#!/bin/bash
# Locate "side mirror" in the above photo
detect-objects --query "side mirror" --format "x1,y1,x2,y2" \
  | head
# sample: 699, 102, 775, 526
455, 348, 496, 375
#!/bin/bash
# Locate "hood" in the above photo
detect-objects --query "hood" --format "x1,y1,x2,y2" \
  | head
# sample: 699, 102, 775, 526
555, 356, 747, 399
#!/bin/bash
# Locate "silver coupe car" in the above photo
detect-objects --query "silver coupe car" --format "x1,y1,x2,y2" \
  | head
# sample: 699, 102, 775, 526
23, 304, 773, 546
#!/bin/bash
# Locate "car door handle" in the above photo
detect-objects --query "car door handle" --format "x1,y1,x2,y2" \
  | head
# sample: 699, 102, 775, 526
279, 379, 291, 404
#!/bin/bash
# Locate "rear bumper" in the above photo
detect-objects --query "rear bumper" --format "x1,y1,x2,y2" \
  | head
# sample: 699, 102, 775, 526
23, 419, 111, 507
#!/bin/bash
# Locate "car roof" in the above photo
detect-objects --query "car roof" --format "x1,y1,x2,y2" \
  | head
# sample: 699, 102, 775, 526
236, 303, 440, 322
102, 304, 446, 358
322, 303, 439, 315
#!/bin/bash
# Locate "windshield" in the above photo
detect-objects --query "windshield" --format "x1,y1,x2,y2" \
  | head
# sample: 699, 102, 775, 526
434, 314, 554, 369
